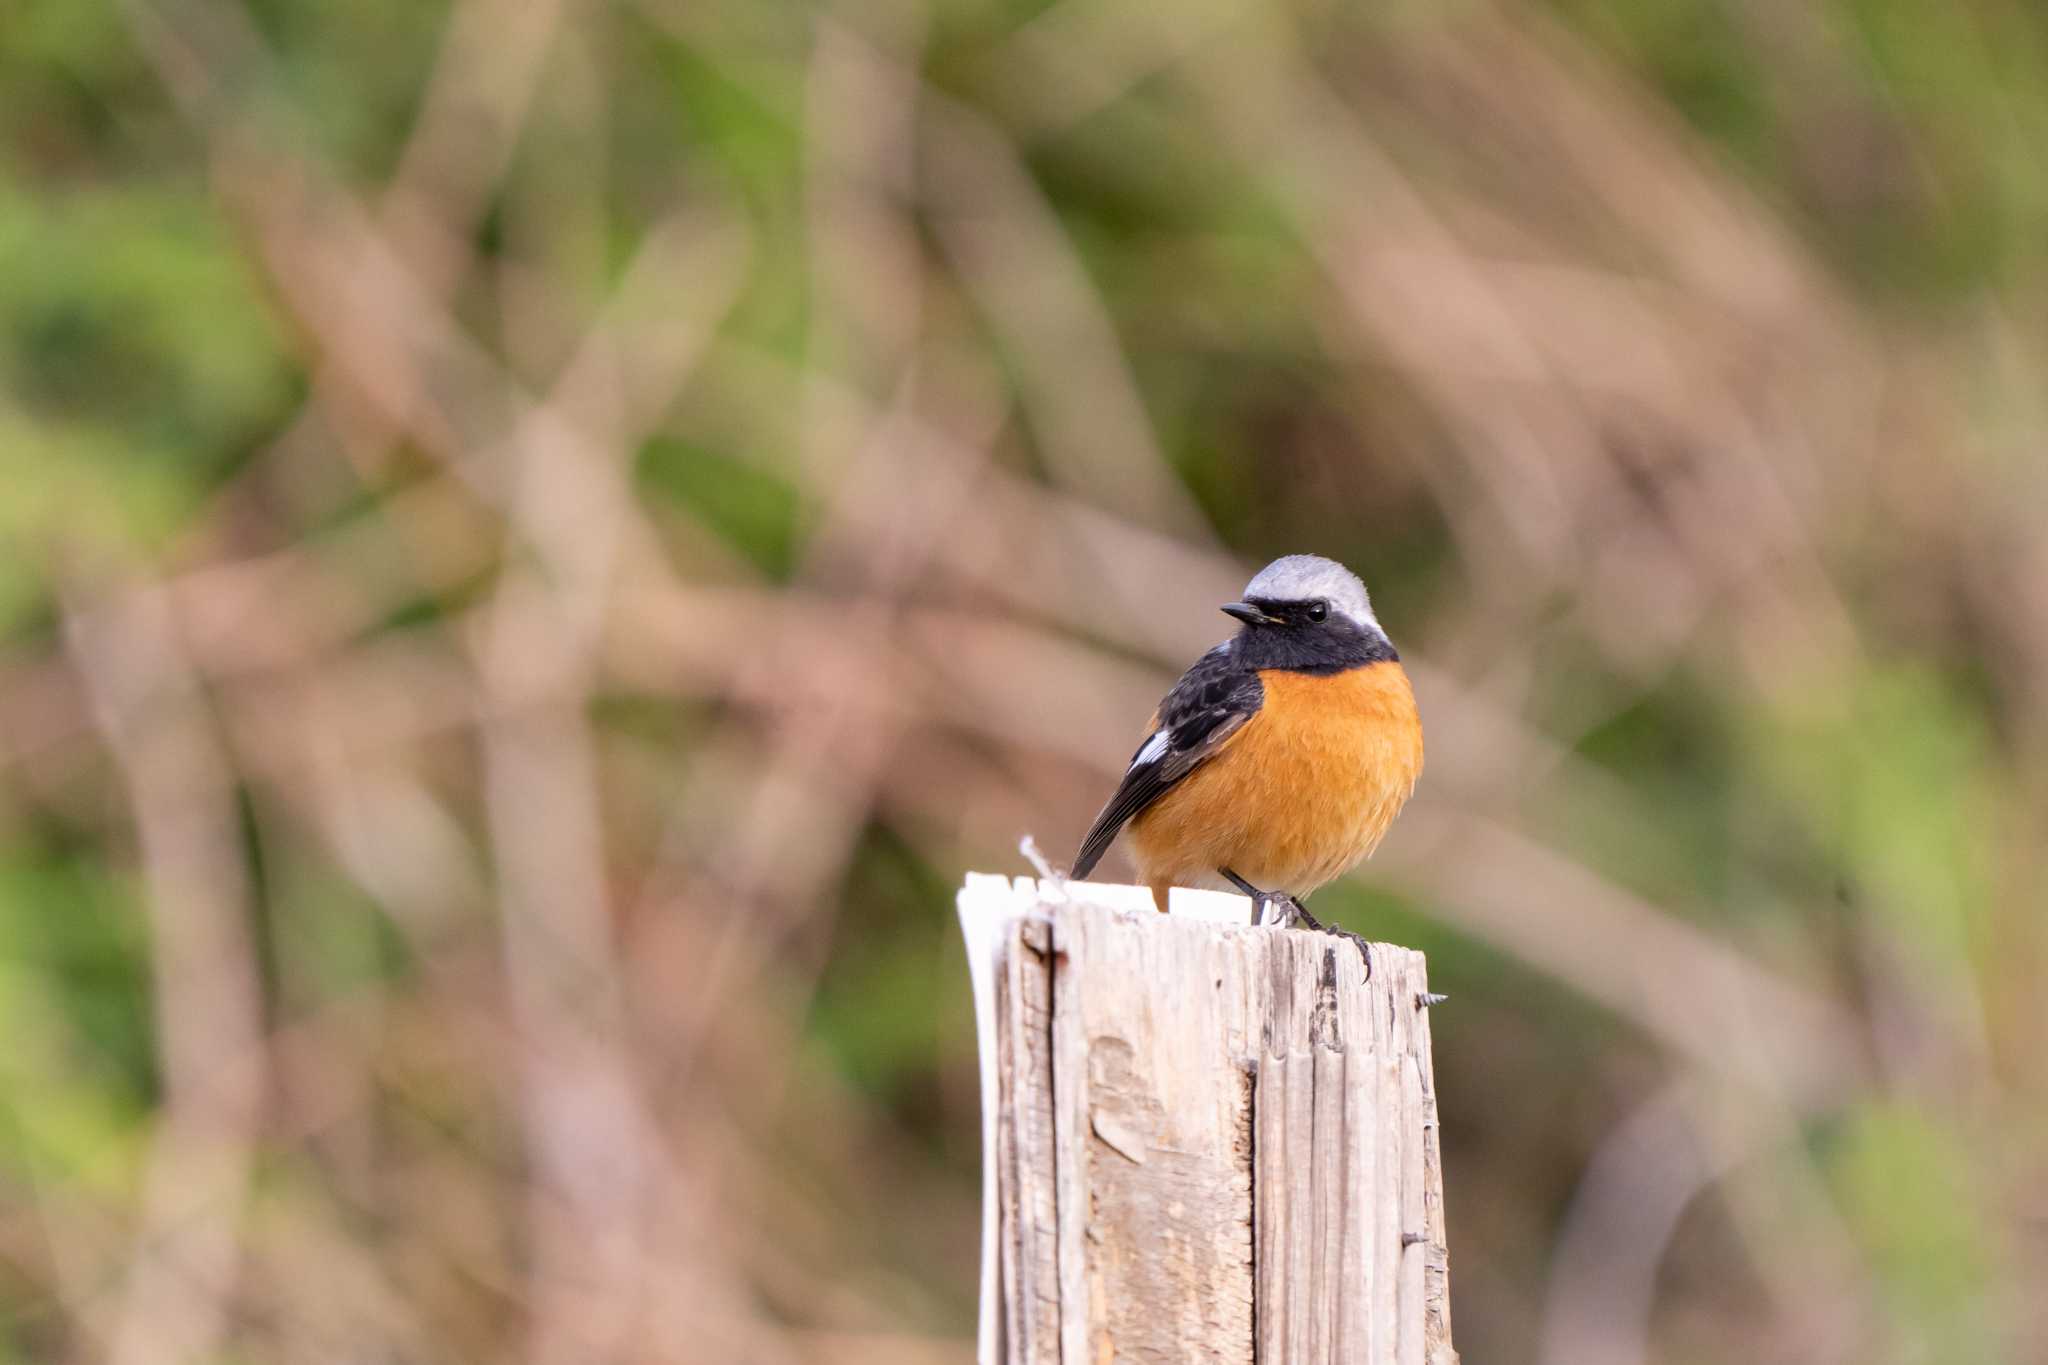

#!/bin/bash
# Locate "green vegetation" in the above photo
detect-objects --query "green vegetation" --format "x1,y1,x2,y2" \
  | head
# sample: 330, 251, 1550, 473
3, 0, 2046, 1359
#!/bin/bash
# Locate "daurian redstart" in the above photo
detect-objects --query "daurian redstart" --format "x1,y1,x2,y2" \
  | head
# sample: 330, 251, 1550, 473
1071, 555, 1422, 949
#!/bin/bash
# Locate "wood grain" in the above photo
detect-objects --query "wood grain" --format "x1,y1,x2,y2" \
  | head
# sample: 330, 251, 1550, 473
959, 875, 1457, 1365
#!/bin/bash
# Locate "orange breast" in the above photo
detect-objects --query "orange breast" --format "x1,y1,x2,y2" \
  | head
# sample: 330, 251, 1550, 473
1127, 662, 1423, 899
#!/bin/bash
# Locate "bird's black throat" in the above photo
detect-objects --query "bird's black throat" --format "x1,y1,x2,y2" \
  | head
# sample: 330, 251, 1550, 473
1230, 613, 1396, 674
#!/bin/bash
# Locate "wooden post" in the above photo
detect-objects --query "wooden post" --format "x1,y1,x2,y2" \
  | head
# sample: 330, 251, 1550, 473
959, 874, 1457, 1365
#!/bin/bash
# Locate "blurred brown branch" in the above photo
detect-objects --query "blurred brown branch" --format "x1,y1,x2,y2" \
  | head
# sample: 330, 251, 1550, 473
0, 0, 2039, 1360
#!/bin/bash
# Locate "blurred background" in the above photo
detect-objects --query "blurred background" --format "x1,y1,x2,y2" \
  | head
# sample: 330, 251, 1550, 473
4, 0, 2047, 1361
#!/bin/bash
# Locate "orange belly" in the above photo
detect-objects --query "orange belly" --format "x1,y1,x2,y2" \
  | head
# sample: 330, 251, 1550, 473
1127, 662, 1422, 906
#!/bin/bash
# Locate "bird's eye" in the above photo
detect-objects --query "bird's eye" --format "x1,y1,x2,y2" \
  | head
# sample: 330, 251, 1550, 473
1305, 601, 1328, 623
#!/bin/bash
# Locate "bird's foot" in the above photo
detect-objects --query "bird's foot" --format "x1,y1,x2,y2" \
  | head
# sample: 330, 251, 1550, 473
1272, 895, 1314, 930
1318, 925, 1373, 983
1281, 899, 1373, 980
1217, 875, 1368, 975
1219, 867, 1297, 927
1220, 869, 1372, 981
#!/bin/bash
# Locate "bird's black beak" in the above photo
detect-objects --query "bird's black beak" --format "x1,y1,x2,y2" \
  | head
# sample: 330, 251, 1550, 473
1221, 601, 1276, 626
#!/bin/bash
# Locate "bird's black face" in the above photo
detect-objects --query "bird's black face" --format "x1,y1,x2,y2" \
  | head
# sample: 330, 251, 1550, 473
1220, 596, 1395, 673
1220, 596, 1331, 628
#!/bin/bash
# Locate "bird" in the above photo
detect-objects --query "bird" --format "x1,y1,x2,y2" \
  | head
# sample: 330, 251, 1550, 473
1069, 554, 1422, 955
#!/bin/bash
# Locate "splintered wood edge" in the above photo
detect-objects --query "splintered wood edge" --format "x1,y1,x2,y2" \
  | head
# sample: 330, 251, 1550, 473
959, 874, 1030, 1365
957, 874, 1448, 1365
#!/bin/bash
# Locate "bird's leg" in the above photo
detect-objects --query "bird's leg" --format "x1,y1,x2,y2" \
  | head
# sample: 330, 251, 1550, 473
1219, 867, 1301, 927
1284, 895, 1327, 931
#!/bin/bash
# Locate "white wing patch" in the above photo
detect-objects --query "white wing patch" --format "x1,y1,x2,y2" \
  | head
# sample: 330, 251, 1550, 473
1132, 731, 1169, 768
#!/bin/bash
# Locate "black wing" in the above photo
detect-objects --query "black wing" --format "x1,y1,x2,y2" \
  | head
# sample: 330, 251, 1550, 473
1070, 644, 1264, 879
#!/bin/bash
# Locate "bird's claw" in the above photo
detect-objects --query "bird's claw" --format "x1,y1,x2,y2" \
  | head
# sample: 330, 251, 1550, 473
1269, 891, 1372, 981
1220, 867, 1371, 981
1238, 887, 1297, 928
1322, 926, 1373, 983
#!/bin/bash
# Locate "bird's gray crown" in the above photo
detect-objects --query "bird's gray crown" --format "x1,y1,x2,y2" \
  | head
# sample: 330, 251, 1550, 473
1243, 554, 1378, 632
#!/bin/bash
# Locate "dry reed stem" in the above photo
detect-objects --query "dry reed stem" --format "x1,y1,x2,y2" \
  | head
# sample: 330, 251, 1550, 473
0, 0, 2027, 1358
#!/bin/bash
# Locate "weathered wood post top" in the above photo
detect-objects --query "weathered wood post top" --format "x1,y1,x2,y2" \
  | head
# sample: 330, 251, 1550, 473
958, 874, 1456, 1365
